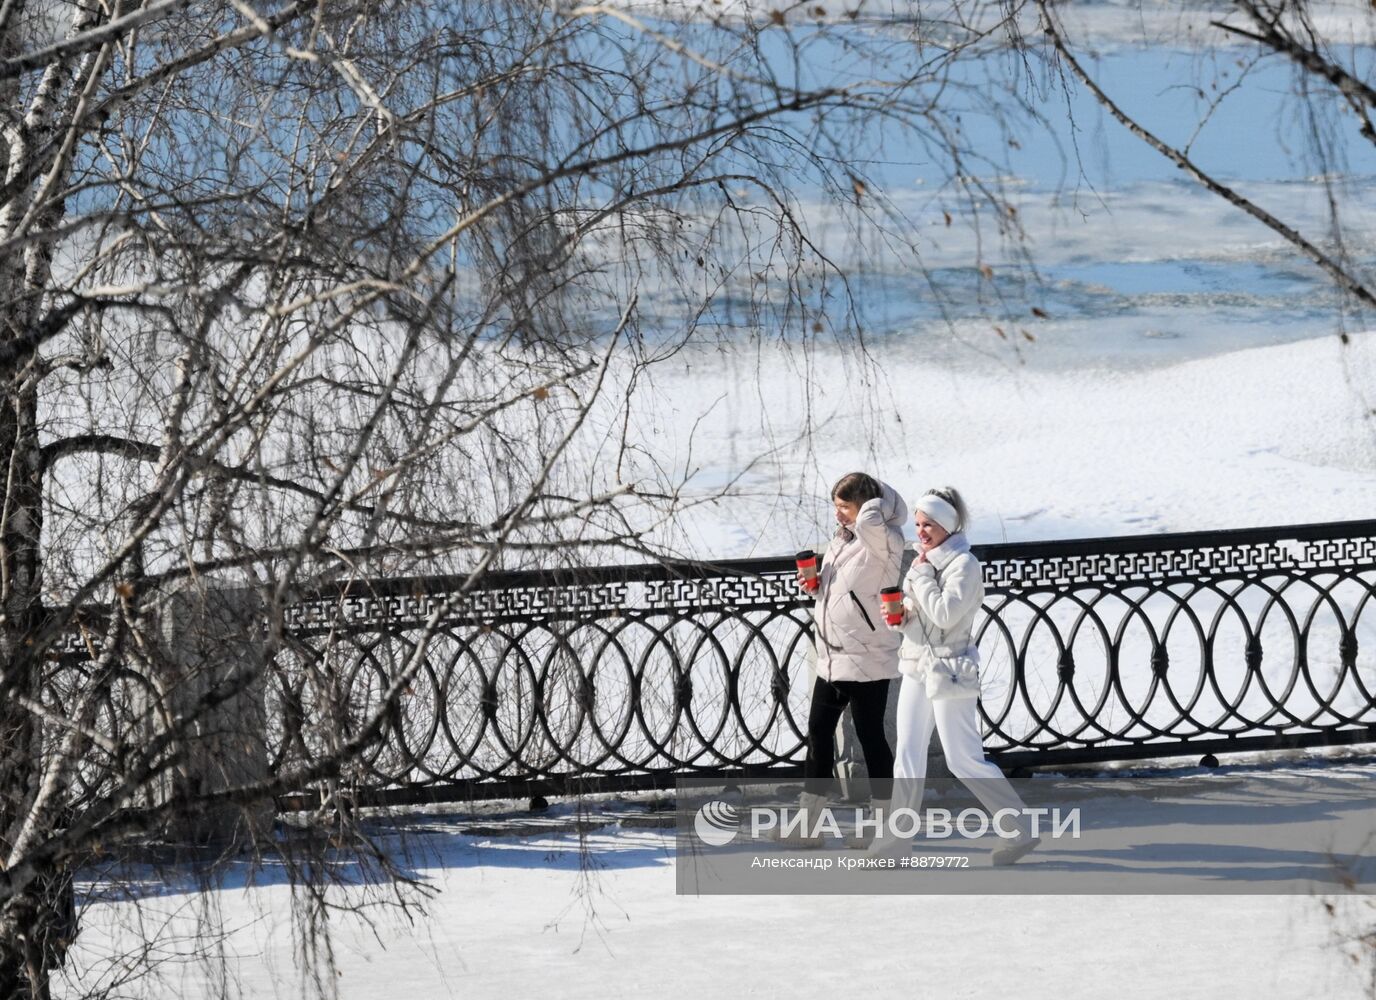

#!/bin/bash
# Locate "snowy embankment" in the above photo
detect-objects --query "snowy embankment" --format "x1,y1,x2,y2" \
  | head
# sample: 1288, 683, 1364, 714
641, 328, 1376, 558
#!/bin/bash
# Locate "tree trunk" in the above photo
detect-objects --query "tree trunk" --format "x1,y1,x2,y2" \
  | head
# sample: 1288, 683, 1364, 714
0, 3, 78, 991
0, 321, 64, 1000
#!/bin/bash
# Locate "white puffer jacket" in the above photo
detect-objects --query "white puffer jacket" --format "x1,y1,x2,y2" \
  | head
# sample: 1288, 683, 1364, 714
895, 532, 985, 680
812, 482, 907, 682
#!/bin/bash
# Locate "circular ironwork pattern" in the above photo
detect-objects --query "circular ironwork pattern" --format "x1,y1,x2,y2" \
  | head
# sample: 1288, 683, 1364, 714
277, 606, 817, 789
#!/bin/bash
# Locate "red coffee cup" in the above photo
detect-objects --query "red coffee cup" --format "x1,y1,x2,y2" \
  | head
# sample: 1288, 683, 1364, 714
880, 586, 904, 625
795, 550, 820, 592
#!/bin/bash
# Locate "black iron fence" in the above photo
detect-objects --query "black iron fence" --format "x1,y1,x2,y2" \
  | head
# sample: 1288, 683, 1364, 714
272, 518, 1376, 804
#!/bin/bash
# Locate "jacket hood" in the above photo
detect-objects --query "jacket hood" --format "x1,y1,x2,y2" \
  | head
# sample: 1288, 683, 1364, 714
876, 480, 908, 528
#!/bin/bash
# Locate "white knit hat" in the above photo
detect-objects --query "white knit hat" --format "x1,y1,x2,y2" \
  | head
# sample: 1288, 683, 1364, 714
914, 493, 959, 533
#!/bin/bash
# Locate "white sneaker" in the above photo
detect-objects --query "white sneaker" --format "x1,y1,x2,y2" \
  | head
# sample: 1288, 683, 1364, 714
990, 834, 1041, 866
841, 798, 885, 850
771, 791, 828, 847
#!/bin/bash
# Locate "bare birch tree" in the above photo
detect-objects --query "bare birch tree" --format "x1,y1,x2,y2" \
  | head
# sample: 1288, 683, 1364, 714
0, 1, 1042, 995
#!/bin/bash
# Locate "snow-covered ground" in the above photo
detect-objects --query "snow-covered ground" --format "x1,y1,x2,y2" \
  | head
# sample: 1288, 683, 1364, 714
83, 862, 1366, 998
66, 755, 1376, 998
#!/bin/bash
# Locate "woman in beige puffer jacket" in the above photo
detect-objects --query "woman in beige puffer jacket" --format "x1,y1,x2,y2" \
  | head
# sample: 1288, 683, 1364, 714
801, 473, 907, 800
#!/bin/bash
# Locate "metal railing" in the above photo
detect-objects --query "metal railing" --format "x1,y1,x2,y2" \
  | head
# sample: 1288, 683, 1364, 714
271, 519, 1376, 804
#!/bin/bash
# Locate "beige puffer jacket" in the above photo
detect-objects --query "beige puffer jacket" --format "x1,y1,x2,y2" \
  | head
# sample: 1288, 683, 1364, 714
812, 482, 908, 682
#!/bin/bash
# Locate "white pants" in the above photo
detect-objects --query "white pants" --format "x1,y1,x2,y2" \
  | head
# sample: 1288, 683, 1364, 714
891, 674, 1029, 833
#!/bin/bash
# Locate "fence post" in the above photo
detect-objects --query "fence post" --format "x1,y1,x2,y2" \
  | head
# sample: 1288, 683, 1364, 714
151, 582, 272, 849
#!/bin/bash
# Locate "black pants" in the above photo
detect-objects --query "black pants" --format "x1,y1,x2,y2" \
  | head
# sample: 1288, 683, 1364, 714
803, 676, 893, 795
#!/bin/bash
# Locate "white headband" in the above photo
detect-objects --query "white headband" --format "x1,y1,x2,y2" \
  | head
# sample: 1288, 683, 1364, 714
914, 494, 959, 533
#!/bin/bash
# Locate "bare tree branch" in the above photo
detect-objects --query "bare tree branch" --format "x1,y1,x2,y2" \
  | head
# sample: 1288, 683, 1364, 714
1037, 0, 1376, 310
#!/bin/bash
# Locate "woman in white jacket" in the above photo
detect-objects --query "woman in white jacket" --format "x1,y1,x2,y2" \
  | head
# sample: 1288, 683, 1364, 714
800, 473, 907, 807
881, 487, 1039, 866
